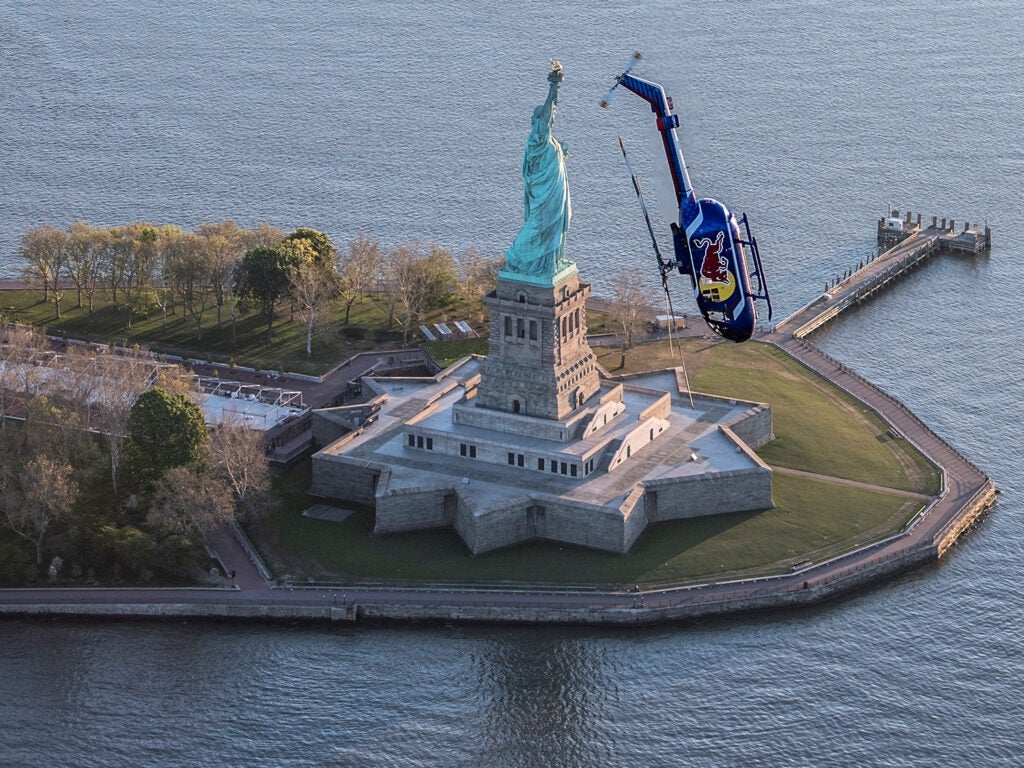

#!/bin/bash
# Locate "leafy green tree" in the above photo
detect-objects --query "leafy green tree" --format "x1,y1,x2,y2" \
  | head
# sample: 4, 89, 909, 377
95, 524, 157, 581
125, 388, 209, 485
236, 242, 310, 343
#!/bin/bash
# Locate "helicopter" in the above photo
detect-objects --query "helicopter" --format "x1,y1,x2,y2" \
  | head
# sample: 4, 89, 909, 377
602, 53, 772, 342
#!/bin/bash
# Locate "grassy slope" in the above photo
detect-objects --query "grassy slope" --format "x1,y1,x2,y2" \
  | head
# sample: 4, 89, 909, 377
688, 341, 940, 494
259, 465, 919, 585
2, 288, 487, 376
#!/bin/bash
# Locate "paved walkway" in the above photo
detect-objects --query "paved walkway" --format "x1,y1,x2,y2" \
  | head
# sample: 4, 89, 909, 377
770, 466, 931, 499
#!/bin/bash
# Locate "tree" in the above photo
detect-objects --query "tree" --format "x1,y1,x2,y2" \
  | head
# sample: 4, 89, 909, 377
423, 244, 459, 309
609, 267, 654, 368
23, 394, 100, 481
64, 221, 106, 313
109, 223, 158, 329
152, 225, 184, 331
391, 241, 433, 345
0, 323, 45, 430
2, 455, 78, 566
244, 223, 286, 249
337, 232, 382, 325
287, 258, 336, 356
165, 232, 215, 340
209, 420, 270, 515
90, 349, 158, 499
147, 466, 234, 536
457, 246, 502, 324
126, 387, 209, 485
18, 224, 67, 318
236, 243, 306, 343
199, 220, 247, 329
284, 227, 336, 269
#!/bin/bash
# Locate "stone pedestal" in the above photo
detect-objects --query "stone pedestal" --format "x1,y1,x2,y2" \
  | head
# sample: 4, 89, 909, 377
475, 271, 601, 421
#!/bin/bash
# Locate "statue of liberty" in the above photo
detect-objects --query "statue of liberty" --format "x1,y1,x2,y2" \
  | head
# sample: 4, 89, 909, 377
502, 61, 574, 283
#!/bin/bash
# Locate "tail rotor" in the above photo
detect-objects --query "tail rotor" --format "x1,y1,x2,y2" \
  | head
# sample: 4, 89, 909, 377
600, 51, 643, 108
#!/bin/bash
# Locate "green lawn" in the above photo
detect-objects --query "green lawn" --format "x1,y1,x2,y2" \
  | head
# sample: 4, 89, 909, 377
255, 465, 920, 586
687, 341, 939, 494
425, 338, 489, 368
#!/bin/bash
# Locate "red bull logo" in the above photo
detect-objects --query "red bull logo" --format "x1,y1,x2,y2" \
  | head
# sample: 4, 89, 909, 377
692, 230, 737, 303
694, 231, 729, 284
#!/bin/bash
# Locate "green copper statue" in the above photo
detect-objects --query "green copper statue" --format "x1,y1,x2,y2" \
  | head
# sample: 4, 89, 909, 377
502, 61, 576, 285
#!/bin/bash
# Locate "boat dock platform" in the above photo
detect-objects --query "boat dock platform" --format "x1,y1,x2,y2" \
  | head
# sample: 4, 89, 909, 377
776, 211, 991, 338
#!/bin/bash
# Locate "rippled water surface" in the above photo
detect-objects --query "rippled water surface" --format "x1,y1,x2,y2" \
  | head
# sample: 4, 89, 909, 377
1, 1, 1022, 766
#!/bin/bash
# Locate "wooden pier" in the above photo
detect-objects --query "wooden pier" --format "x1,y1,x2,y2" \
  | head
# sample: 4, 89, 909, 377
776, 211, 991, 338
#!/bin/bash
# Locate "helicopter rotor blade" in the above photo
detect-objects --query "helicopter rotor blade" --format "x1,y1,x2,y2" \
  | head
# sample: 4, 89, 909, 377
617, 136, 670, 284
599, 51, 643, 108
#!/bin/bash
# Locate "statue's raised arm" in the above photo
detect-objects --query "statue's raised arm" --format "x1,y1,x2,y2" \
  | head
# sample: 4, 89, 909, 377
530, 61, 563, 141
502, 61, 575, 285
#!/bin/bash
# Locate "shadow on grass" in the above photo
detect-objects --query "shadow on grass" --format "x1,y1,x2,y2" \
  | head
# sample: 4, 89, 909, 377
252, 461, 917, 588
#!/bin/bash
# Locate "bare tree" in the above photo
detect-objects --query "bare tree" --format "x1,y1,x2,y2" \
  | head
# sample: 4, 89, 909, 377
0, 324, 46, 430
18, 224, 67, 318
287, 259, 336, 356
609, 267, 655, 368
166, 232, 215, 340
91, 348, 160, 500
44, 344, 100, 430
391, 241, 432, 344
2, 454, 78, 566
210, 420, 270, 515
199, 220, 248, 329
152, 225, 184, 332
65, 221, 106, 313
147, 466, 234, 536
457, 246, 502, 327
337, 232, 382, 325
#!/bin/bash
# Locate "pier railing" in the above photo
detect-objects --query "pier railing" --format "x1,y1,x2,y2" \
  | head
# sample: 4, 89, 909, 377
784, 232, 941, 338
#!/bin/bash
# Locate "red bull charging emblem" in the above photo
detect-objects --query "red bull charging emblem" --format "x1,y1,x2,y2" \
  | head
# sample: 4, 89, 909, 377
692, 231, 737, 302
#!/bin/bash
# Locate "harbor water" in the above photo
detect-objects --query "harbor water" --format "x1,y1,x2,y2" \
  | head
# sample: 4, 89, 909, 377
1, 1, 1022, 765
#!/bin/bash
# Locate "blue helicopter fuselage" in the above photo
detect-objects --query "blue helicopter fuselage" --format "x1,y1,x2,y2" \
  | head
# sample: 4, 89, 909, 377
674, 198, 757, 342
615, 71, 769, 342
